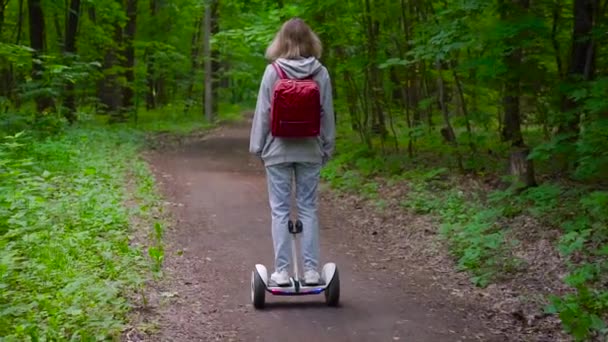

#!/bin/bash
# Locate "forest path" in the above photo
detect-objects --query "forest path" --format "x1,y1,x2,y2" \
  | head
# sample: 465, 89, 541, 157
139, 116, 500, 341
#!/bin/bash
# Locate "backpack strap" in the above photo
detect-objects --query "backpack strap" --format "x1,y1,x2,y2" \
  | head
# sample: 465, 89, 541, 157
271, 63, 288, 80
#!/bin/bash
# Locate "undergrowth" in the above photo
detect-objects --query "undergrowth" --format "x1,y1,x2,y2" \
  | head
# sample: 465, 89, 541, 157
129, 157, 166, 277
405, 176, 522, 288
0, 126, 161, 340
321, 132, 520, 287
132, 102, 244, 135
0, 103, 242, 340
322, 123, 608, 341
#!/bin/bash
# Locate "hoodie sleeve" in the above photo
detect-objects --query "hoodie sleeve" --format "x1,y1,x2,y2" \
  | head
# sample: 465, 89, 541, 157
249, 64, 274, 157
320, 68, 336, 163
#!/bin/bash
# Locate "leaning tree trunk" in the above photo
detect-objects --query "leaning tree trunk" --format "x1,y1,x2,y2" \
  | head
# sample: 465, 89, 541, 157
28, 0, 54, 114
436, 60, 463, 172
63, 0, 81, 124
451, 61, 475, 153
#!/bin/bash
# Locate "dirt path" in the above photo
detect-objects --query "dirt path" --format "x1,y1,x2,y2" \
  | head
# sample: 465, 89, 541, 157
140, 118, 503, 342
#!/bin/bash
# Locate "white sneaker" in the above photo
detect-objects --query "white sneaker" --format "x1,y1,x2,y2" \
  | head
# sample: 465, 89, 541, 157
304, 269, 320, 285
270, 269, 290, 286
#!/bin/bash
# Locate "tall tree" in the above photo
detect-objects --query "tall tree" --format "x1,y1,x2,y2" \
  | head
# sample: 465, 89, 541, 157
0, 0, 8, 35
364, 0, 387, 138
122, 0, 137, 113
184, 14, 203, 112
559, 0, 598, 137
500, 0, 527, 147
210, 0, 219, 117
63, 0, 81, 124
28, 0, 54, 114
499, 0, 536, 188
97, 3, 124, 118
203, 0, 213, 122
145, 0, 159, 110
0, 0, 12, 100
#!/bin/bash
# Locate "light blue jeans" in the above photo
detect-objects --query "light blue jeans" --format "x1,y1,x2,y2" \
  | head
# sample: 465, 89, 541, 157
265, 162, 321, 274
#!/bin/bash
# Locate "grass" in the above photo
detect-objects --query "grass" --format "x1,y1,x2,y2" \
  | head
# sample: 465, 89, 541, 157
132, 102, 245, 135
0, 127, 151, 340
0, 102, 247, 340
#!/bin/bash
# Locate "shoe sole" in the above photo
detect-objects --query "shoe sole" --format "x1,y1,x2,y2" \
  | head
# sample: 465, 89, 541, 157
270, 279, 290, 287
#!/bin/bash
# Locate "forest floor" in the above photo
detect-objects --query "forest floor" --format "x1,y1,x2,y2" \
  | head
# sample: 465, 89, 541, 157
125, 113, 567, 341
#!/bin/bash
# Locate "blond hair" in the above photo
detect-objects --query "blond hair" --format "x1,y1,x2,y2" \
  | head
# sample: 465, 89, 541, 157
265, 18, 322, 61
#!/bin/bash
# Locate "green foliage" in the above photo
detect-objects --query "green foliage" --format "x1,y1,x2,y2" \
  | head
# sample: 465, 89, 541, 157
489, 183, 608, 339
135, 106, 213, 134
129, 152, 167, 279
134, 102, 244, 135
575, 117, 608, 181
405, 179, 518, 287
0, 127, 156, 340
1, 0, 607, 340
546, 287, 608, 341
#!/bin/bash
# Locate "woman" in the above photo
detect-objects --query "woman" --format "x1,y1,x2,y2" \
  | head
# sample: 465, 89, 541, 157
249, 18, 335, 286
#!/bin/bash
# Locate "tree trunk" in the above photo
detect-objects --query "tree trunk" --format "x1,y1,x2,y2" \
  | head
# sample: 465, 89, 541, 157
146, 0, 159, 110
436, 60, 463, 171
0, 0, 10, 100
53, 12, 63, 48
87, 5, 95, 21
499, 0, 527, 147
509, 147, 537, 190
551, 2, 564, 78
100, 12, 123, 118
501, 71, 523, 146
364, 0, 387, 139
16, 0, 23, 44
436, 62, 455, 143
210, 0, 220, 117
500, 54, 524, 146
145, 48, 156, 110
63, 0, 81, 124
121, 0, 137, 114
499, 0, 536, 188
451, 63, 475, 152
0, 0, 6, 35
558, 0, 597, 136
28, 0, 54, 114
150, 0, 158, 15
335, 46, 360, 132
203, 0, 213, 122
184, 15, 203, 112
10, 0, 25, 108
421, 62, 433, 130
398, 0, 414, 156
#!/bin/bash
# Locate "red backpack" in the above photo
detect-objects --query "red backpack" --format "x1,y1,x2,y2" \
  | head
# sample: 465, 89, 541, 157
270, 63, 321, 138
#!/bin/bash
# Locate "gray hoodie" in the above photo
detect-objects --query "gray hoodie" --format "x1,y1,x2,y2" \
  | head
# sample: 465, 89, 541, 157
249, 57, 335, 167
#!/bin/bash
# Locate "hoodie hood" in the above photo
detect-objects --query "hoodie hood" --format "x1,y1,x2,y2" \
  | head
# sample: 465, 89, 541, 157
274, 57, 323, 79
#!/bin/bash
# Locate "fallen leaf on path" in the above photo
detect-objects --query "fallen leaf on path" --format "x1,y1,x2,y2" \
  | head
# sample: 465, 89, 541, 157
160, 291, 179, 298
